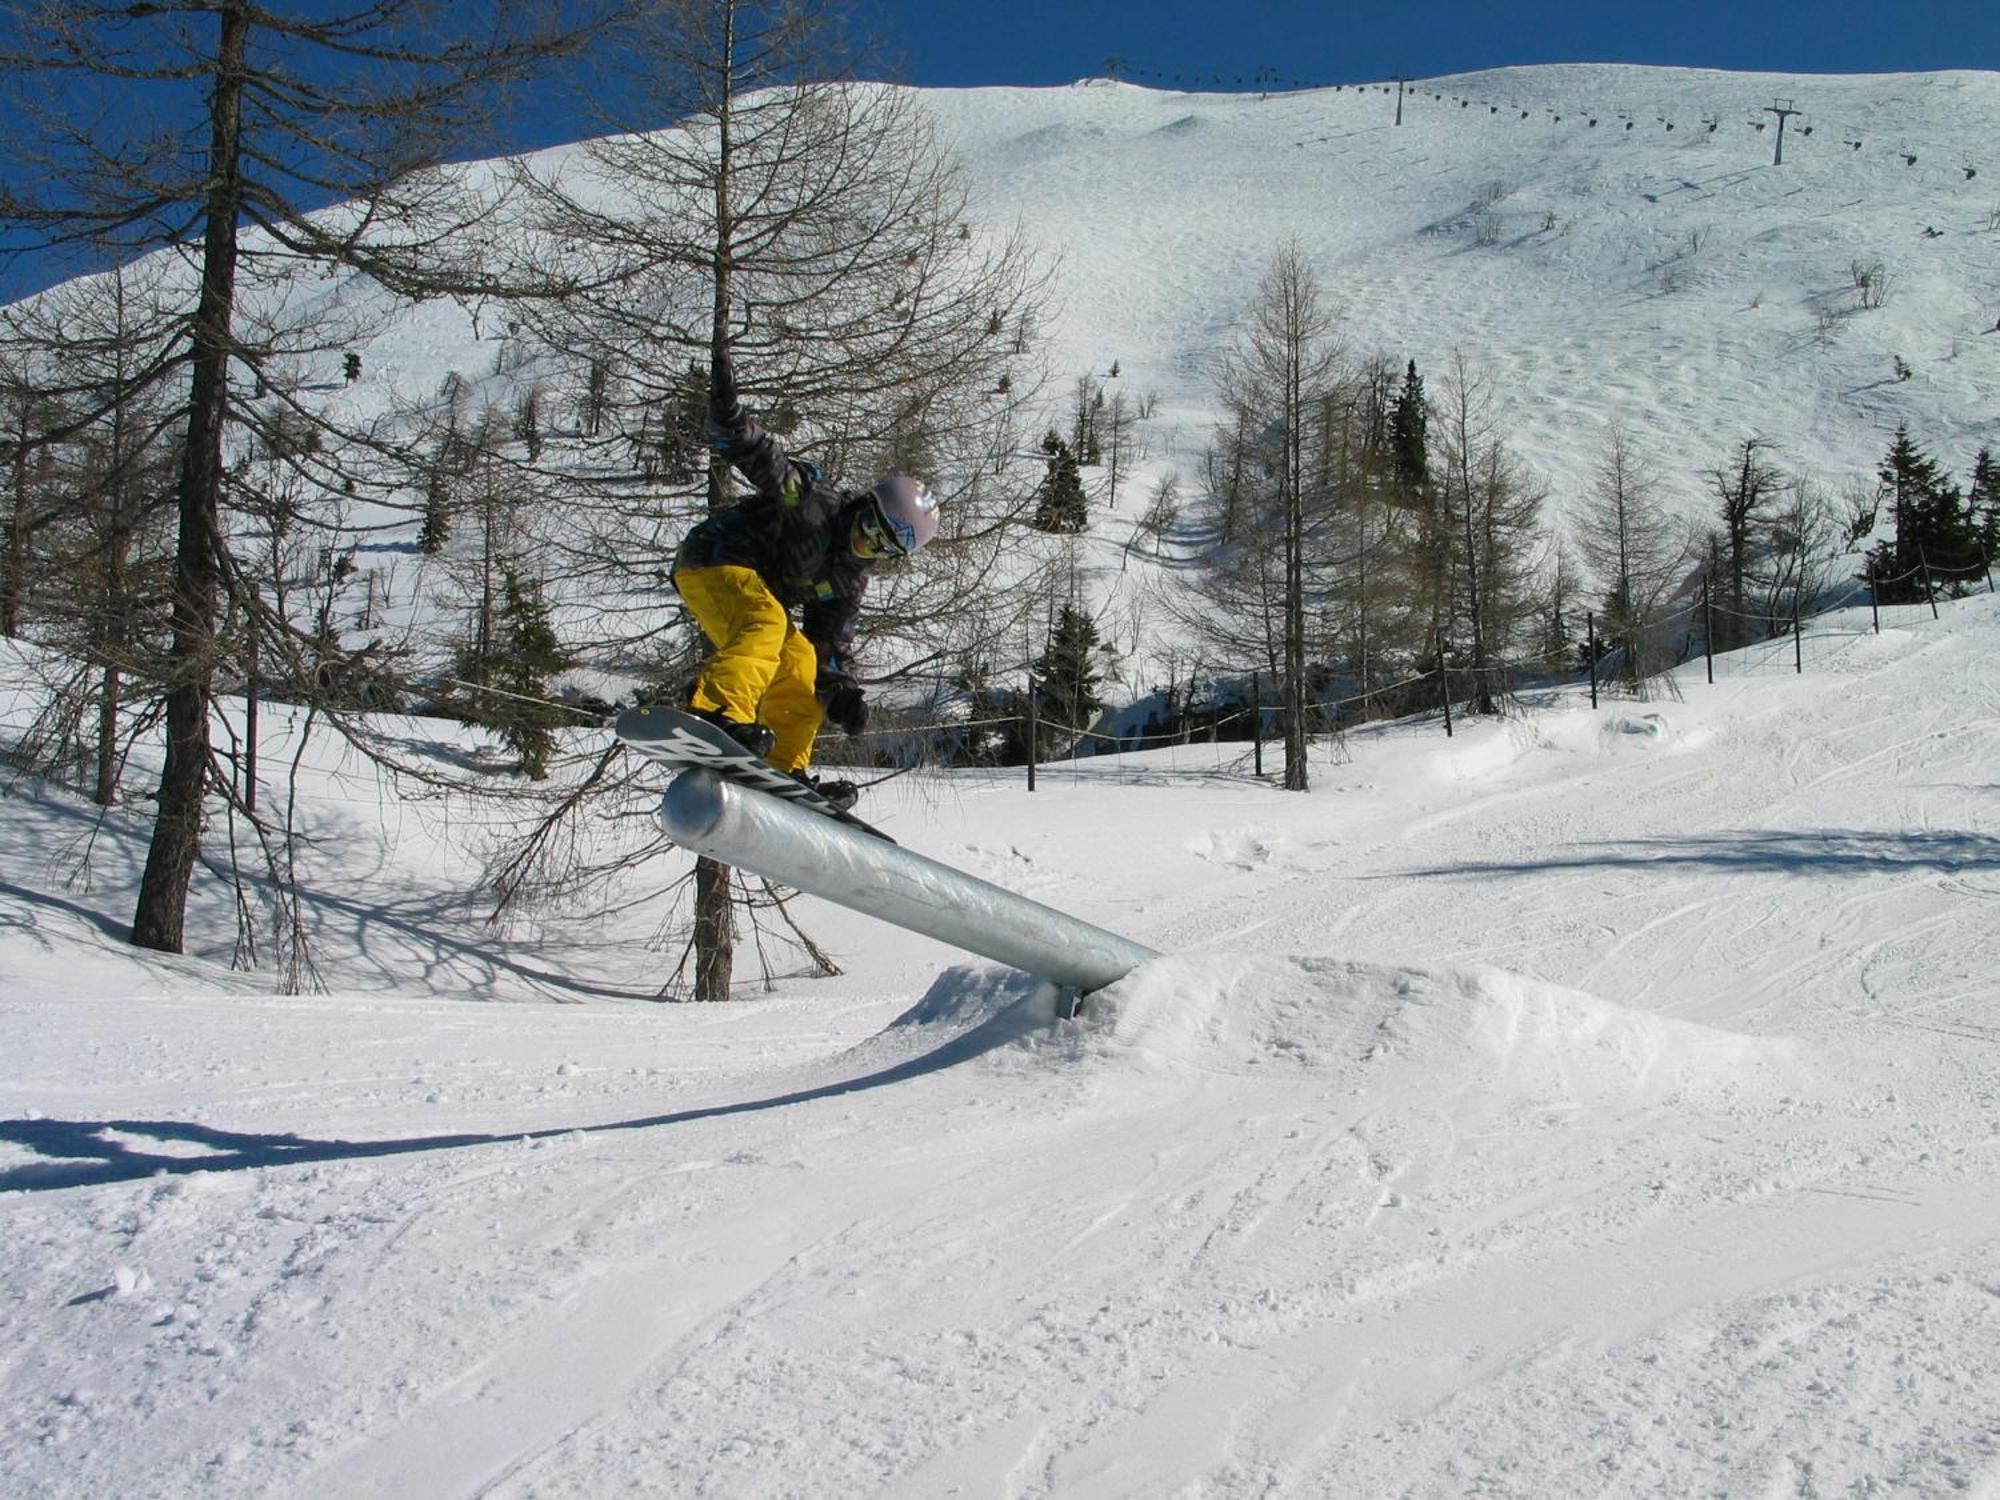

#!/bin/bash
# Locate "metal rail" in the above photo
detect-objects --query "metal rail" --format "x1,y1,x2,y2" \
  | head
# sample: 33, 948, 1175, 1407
657, 768, 1158, 995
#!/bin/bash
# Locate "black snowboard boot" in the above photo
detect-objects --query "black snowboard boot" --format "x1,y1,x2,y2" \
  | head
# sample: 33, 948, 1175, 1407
792, 770, 859, 813
688, 705, 775, 759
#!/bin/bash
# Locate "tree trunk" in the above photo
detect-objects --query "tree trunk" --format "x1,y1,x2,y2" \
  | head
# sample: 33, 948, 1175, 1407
692, 0, 739, 1003
95, 665, 121, 808
1283, 342, 1309, 791
1461, 475, 1492, 714
692, 857, 736, 1000
94, 526, 129, 808
3, 408, 29, 638
131, 2, 246, 952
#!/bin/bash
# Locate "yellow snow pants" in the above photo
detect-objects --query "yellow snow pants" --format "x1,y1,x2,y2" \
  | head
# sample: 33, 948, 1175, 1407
673, 564, 823, 773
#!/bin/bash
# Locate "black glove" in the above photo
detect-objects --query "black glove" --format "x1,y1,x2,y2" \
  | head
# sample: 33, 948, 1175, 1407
819, 671, 868, 735
706, 352, 742, 451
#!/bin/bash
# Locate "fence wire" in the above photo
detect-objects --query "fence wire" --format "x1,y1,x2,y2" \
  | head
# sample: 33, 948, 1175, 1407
304, 553, 2000, 788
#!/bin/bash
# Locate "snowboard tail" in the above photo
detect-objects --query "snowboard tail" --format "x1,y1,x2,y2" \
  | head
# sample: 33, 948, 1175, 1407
614, 704, 892, 842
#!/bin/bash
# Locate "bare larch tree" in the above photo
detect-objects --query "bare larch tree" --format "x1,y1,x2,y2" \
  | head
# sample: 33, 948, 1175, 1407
507, 0, 1053, 998
0, 0, 607, 955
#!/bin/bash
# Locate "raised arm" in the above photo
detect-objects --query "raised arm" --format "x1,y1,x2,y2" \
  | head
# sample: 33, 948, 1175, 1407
707, 352, 812, 504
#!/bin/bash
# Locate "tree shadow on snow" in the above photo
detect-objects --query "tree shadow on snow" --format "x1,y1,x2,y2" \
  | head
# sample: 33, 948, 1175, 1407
0, 970, 1051, 1194
1393, 828, 2000, 880
0, 877, 130, 945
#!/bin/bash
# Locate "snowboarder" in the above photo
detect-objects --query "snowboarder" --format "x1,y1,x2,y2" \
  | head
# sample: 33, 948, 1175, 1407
670, 352, 939, 810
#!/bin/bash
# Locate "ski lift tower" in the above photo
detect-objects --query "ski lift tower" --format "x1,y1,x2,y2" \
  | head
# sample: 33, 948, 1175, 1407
1765, 99, 1802, 166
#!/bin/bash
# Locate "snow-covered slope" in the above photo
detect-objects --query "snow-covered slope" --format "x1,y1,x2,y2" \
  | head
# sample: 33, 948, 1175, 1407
6, 62, 2000, 1497
107, 64, 1998, 543
924, 67, 2000, 520
4, 585, 1997, 1495
96, 63, 1989, 700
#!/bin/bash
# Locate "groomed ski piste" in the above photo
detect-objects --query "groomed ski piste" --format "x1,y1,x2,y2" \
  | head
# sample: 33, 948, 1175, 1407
4, 588, 1997, 1498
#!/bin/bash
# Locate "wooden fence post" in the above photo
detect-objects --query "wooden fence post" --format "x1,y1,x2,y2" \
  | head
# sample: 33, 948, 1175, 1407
1437, 633, 1454, 739
1793, 600, 1803, 674
1025, 675, 1038, 792
1251, 669, 1263, 778
1703, 580, 1714, 685
1587, 613, 1599, 709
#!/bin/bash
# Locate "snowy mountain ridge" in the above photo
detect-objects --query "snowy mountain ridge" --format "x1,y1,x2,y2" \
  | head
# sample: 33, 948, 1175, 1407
125, 60, 1997, 692
87, 62, 1994, 536
920, 64, 2000, 518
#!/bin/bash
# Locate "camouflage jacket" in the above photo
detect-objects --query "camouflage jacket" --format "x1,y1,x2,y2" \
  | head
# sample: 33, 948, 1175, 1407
674, 411, 871, 672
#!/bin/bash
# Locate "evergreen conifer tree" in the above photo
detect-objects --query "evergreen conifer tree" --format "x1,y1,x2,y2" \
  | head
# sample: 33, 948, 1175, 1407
417, 472, 452, 555
488, 566, 574, 780
1926, 472, 1985, 597
1388, 360, 1430, 500
1033, 431, 1089, 533
1868, 426, 1979, 601
1969, 447, 1999, 563
1032, 604, 1104, 758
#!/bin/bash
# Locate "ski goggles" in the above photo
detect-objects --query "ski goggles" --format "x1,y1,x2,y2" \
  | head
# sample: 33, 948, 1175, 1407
850, 499, 911, 560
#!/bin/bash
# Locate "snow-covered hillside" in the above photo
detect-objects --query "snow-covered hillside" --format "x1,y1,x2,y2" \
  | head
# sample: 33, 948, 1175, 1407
929, 66, 2000, 518
126, 64, 2000, 541
5, 584, 1998, 1495
94, 63, 1994, 698
5, 62, 2000, 1498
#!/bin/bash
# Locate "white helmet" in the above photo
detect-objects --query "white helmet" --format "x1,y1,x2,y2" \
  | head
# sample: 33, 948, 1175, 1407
853, 476, 939, 559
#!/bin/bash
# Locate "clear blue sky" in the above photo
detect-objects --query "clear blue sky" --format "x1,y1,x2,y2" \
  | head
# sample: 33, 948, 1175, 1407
860, 0, 1998, 93
4, 0, 1993, 301
496, 0, 1997, 155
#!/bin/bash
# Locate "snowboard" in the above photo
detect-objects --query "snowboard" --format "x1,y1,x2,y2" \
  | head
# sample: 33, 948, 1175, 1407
614, 703, 893, 843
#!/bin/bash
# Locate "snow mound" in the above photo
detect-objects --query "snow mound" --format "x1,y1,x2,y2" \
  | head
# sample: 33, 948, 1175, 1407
1610, 710, 1670, 741
1057, 954, 1787, 1108
993, 121, 1107, 165
1419, 706, 1723, 783
822, 965, 1057, 1077
881, 964, 1053, 1036
1423, 716, 1553, 781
